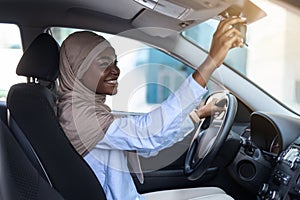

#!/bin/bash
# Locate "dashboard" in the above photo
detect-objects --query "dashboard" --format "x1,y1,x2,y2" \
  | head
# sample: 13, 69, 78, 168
227, 110, 300, 197
250, 112, 300, 156
250, 112, 282, 155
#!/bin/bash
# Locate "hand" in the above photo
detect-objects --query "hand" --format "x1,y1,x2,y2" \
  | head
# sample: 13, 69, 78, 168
192, 17, 246, 88
189, 98, 226, 124
209, 17, 246, 67
196, 98, 226, 119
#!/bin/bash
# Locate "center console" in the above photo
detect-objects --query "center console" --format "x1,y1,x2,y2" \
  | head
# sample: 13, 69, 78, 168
258, 137, 300, 200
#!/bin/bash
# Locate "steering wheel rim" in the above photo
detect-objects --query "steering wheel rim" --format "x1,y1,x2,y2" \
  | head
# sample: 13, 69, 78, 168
184, 92, 237, 180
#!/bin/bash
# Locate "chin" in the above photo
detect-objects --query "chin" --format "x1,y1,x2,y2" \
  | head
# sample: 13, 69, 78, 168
111, 90, 118, 96
104, 89, 118, 96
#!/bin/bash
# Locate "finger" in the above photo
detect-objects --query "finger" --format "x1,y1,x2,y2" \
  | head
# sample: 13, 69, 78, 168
232, 39, 245, 48
221, 17, 246, 28
225, 35, 244, 49
213, 29, 242, 50
217, 17, 246, 33
228, 29, 244, 48
224, 28, 242, 38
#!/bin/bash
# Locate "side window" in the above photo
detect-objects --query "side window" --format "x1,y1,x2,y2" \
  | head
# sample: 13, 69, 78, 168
51, 27, 195, 113
109, 47, 194, 113
0, 24, 23, 101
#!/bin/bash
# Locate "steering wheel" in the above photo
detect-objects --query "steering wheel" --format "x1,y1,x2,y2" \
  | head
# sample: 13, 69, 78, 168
184, 91, 237, 180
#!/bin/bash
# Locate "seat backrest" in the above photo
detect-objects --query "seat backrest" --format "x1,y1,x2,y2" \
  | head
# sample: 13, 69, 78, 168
0, 119, 64, 200
7, 33, 106, 200
0, 101, 7, 125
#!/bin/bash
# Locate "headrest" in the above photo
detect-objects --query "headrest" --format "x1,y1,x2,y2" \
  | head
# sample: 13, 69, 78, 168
16, 33, 60, 82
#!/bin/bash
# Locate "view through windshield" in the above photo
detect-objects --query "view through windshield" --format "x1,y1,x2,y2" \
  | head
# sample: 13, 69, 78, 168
183, 0, 300, 115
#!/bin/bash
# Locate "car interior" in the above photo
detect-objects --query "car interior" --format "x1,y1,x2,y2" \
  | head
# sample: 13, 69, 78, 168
1, 0, 300, 200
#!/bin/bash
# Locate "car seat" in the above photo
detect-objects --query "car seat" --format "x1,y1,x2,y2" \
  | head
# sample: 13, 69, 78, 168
0, 101, 7, 125
6, 33, 106, 200
0, 119, 64, 200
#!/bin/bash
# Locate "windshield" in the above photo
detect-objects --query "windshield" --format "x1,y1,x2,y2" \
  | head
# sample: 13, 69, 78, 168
182, 0, 300, 115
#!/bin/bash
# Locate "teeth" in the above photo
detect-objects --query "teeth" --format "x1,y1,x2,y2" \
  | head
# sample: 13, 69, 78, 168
107, 80, 117, 84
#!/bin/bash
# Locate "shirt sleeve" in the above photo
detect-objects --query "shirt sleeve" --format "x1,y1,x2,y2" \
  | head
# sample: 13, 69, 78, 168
95, 75, 207, 156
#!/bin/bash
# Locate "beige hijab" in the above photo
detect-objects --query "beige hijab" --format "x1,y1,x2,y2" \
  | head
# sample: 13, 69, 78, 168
57, 31, 144, 183
57, 31, 115, 156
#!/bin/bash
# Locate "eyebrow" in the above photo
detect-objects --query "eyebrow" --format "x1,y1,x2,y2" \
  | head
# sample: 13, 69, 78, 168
99, 56, 112, 61
99, 55, 117, 61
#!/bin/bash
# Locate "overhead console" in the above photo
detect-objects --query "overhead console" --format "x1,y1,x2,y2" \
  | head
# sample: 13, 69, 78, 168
132, 0, 266, 36
133, 0, 238, 20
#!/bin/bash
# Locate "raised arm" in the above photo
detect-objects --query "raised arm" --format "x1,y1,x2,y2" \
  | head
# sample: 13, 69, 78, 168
193, 17, 246, 87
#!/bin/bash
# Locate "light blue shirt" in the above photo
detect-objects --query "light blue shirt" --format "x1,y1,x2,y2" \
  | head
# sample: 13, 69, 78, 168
84, 75, 207, 200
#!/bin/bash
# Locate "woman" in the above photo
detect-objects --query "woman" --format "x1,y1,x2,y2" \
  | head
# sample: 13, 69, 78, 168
57, 17, 245, 200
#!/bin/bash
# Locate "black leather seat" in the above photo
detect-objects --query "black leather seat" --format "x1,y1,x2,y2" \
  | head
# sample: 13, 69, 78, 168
0, 119, 64, 200
0, 101, 7, 125
7, 33, 106, 200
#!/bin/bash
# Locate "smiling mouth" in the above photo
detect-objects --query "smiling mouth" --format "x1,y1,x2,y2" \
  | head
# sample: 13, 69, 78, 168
105, 79, 118, 85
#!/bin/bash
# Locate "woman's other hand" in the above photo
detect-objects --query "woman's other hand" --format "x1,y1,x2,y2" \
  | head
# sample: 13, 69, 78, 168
197, 98, 226, 119
189, 98, 226, 123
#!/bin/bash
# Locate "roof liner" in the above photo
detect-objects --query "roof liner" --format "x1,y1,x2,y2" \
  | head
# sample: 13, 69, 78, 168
0, 0, 265, 38
132, 0, 266, 37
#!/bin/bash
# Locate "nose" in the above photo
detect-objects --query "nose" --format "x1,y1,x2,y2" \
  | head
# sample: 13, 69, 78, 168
111, 64, 120, 76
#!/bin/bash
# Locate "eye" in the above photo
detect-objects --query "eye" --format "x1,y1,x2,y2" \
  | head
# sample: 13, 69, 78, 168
99, 61, 110, 67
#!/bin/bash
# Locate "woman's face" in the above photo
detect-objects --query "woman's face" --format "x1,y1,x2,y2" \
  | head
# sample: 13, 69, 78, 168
80, 47, 120, 95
